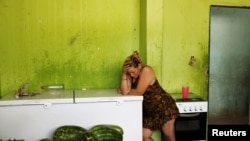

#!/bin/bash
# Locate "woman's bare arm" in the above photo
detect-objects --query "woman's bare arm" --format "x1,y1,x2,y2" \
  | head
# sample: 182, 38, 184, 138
128, 66, 155, 95
118, 72, 131, 94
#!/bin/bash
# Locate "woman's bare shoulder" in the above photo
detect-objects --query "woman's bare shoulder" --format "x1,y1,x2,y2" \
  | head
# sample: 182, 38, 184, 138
141, 65, 155, 75
142, 65, 154, 72
141, 65, 155, 85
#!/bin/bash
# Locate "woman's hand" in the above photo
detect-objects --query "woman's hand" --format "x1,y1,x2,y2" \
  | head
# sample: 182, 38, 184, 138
122, 63, 130, 74
118, 66, 132, 95
122, 67, 131, 81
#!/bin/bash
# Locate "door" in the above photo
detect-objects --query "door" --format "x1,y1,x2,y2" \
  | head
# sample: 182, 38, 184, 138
208, 6, 250, 124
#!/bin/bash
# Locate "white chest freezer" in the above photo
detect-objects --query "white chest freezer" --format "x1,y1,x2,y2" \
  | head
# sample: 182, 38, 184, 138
74, 89, 143, 141
0, 89, 143, 141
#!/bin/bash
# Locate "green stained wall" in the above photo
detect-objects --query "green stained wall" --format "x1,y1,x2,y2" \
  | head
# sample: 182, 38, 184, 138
162, 0, 210, 99
146, 0, 250, 101
1, 0, 250, 103
0, 0, 140, 96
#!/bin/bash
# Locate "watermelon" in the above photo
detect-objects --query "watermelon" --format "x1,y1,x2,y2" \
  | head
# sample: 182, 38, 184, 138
89, 124, 123, 141
80, 131, 97, 141
40, 138, 51, 141
53, 125, 88, 141
91, 124, 123, 135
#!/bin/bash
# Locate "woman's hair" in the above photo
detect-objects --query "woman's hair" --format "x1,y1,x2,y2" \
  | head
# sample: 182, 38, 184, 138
124, 50, 142, 67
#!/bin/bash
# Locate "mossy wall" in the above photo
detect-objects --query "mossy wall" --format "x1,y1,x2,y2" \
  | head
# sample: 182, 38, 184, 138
1, 0, 250, 101
150, 0, 250, 100
0, 0, 140, 96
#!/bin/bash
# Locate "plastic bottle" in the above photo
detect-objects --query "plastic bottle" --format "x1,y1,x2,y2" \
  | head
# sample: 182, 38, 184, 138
41, 84, 64, 90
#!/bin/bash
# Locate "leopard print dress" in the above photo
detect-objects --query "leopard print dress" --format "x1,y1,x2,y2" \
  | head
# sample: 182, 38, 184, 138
132, 78, 179, 130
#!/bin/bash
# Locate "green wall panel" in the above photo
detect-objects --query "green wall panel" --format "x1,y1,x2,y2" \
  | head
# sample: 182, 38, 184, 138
0, 0, 139, 96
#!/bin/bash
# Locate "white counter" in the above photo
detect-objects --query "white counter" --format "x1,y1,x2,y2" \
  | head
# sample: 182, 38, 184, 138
0, 89, 143, 141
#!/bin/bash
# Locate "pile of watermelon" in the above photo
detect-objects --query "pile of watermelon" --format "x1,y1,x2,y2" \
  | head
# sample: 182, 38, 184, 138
40, 124, 123, 141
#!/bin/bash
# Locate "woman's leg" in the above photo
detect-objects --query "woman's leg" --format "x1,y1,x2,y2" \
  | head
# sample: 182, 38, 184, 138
161, 119, 176, 141
143, 128, 154, 141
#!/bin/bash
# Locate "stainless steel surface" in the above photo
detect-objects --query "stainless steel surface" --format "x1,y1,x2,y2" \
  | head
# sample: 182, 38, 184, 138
209, 6, 250, 124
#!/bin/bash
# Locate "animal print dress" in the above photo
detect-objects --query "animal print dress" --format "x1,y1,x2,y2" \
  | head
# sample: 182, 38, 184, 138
132, 78, 179, 130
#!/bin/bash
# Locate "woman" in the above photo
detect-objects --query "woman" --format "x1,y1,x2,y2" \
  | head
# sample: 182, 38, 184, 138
118, 51, 179, 141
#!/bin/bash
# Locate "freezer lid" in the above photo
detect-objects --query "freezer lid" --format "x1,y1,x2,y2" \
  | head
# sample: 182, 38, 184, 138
74, 89, 143, 103
0, 90, 74, 106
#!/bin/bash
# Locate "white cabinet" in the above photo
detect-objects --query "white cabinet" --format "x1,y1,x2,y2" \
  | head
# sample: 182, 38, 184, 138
0, 89, 143, 141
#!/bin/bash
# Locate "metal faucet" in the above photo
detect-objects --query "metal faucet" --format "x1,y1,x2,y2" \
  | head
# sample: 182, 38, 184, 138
15, 82, 28, 98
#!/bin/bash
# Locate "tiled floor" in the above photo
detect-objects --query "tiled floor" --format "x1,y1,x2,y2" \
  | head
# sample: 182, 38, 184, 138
208, 116, 249, 125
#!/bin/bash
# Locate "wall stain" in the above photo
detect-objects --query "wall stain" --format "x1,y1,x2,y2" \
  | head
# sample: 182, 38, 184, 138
69, 32, 80, 46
